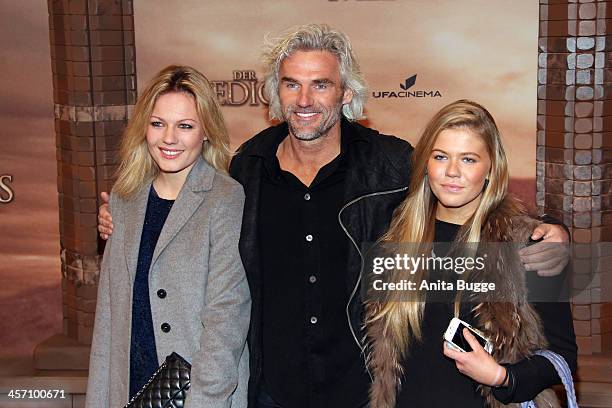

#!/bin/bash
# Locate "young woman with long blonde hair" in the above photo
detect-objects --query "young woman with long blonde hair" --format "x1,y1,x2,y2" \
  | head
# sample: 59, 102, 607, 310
86, 65, 250, 408
366, 100, 576, 408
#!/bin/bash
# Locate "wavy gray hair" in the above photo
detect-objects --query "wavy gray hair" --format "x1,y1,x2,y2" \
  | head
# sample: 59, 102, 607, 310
262, 23, 368, 121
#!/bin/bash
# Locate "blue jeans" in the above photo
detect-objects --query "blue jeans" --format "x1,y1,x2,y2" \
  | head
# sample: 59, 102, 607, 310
256, 389, 283, 408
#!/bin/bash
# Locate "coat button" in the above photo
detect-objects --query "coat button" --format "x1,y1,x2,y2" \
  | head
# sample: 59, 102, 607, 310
157, 289, 167, 299
161, 323, 171, 333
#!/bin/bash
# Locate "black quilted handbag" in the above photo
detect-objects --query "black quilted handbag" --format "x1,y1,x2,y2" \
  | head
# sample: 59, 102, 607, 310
123, 352, 191, 408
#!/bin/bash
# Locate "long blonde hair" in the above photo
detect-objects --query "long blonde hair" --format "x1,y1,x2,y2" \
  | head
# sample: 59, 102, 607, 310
113, 65, 232, 199
368, 100, 511, 355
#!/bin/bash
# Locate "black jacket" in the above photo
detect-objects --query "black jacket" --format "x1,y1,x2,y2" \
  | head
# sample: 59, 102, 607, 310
229, 118, 413, 407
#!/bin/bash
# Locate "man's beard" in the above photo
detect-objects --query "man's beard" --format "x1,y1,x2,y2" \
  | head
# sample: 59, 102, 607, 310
283, 102, 343, 141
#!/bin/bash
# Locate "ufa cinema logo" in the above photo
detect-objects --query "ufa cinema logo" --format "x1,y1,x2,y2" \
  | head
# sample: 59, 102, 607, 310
211, 70, 269, 106
372, 74, 442, 99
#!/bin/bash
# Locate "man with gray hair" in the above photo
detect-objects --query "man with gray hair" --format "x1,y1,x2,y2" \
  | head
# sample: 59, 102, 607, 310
98, 23, 569, 408
229, 24, 412, 407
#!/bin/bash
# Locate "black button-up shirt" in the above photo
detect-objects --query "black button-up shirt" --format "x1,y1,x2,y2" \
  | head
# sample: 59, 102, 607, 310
258, 131, 370, 408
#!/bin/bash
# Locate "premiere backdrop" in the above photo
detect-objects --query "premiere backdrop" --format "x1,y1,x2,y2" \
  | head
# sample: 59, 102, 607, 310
0, 0, 538, 359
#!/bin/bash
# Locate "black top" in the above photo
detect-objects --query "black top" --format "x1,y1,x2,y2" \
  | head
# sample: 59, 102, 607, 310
229, 119, 414, 407
129, 186, 174, 399
395, 219, 577, 407
258, 131, 370, 408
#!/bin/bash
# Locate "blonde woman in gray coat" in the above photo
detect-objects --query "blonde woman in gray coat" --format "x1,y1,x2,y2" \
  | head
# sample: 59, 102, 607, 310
85, 65, 250, 408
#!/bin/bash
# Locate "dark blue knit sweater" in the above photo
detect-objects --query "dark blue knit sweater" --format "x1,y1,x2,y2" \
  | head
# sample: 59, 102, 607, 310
129, 186, 174, 399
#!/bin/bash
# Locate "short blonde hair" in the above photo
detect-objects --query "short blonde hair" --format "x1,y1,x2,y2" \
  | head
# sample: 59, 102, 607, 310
113, 65, 232, 199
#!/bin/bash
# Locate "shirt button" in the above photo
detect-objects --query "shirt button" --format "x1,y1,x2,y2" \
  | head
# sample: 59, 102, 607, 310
157, 289, 167, 299
161, 322, 171, 333
304, 193, 311, 201
310, 316, 318, 324
306, 234, 313, 242
309, 275, 317, 283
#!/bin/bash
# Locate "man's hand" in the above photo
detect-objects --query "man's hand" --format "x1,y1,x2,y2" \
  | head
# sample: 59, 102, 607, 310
519, 223, 569, 277
443, 329, 507, 387
98, 192, 113, 240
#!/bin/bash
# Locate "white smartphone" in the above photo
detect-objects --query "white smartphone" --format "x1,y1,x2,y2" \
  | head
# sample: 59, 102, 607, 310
444, 317, 493, 354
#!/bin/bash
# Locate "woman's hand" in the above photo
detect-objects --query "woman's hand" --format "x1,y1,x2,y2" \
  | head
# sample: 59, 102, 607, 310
443, 328, 507, 387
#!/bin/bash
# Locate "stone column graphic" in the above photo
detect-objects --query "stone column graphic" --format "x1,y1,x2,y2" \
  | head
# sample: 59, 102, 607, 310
35, 0, 136, 370
538, 0, 612, 399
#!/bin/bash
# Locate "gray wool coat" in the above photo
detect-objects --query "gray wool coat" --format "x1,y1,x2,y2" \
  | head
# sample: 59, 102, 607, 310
85, 157, 251, 408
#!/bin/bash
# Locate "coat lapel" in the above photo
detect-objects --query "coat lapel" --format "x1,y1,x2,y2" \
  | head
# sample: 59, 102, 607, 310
150, 157, 214, 269
123, 185, 150, 283
237, 158, 262, 282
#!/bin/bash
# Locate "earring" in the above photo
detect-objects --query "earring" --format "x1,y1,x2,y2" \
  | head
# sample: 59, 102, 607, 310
483, 178, 489, 189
